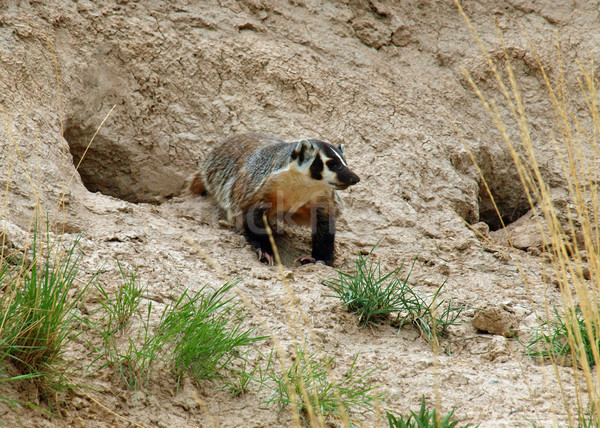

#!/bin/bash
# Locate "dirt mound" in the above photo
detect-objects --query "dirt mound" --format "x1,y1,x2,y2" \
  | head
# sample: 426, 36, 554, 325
0, 0, 596, 426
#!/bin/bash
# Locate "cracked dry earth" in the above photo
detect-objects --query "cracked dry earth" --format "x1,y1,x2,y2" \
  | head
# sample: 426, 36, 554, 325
1, 0, 599, 426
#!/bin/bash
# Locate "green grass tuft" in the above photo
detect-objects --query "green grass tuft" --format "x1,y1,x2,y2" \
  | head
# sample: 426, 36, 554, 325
324, 249, 463, 341
323, 249, 410, 325
87, 300, 157, 390
88, 276, 266, 390
219, 348, 272, 397
266, 345, 380, 426
395, 280, 464, 343
156, 280, 267, 383
86, 261, 154, 389
525, 306, 600, 368
0, 220, 92, 394
578, 403, 599, 428
387, 396, 475, 428
96, 260, 145, 333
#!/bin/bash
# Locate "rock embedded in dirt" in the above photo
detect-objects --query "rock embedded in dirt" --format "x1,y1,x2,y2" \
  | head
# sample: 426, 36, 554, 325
351, 15, 391, 49
471, 221, 490, 238
472, 306, 519, 337
486, 335, 511, 362
173, 379, 200, 411
489, 210, 549, 252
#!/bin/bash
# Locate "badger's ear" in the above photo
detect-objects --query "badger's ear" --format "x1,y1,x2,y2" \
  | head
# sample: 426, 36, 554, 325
338, 144, 346, 154
291, 139, 315, 163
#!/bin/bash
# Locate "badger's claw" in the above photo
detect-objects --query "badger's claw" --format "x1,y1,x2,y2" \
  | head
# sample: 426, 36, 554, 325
257, 249, 274, 265
296, 256, 317, 265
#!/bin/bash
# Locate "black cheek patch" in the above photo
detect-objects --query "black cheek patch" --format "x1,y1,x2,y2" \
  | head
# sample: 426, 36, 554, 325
310, 156, 324, 180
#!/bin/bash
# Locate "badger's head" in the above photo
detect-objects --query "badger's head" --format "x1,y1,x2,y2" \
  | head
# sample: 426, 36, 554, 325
291, 139, 360, 190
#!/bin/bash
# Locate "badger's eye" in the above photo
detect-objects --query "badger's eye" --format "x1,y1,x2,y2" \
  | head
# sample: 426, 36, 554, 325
327, 160, 342, 172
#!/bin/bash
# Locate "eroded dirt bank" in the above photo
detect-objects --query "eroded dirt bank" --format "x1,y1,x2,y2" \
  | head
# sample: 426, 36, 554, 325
1, 0, 599, 426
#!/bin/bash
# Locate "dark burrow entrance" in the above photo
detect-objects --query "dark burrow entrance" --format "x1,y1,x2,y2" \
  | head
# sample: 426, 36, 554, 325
64, 123, 141, 202
64, 120, 188, 204
64, 121, 190, 204
478, 186, 531, 231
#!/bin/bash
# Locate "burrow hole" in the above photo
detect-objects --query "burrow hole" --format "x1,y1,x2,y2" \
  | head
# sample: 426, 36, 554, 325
64, 123, 141, 203
478, 185, 531, 231
64, 121, 183, 204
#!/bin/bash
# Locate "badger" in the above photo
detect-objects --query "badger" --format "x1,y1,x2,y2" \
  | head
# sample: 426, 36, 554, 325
188, 133, 360, 266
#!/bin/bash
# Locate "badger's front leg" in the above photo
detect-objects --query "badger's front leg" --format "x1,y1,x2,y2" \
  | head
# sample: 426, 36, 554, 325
311, 207, 335, 266
243, 204, 274, 264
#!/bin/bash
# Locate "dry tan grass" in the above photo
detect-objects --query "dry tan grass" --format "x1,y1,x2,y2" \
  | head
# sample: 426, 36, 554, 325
457, 0, 600, 424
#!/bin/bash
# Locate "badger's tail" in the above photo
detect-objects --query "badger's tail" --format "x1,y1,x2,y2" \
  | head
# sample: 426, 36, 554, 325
185, 171, 207, 196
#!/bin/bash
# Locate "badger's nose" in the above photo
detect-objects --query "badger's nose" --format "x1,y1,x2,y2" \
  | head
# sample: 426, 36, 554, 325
348, 172, 360, 185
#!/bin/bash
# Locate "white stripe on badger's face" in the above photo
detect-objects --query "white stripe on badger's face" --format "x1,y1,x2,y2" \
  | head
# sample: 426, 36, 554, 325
329, 147, 348, 166
320, 143, 360, 189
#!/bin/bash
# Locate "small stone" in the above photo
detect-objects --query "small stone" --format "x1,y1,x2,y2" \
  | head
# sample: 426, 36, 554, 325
351, 16, 391, 49
454, 238, 470, 251
391, 25, 412, 47
173, 379, 200, 411
471, 221, 490, 238
251, 266, 272, 280
472, 306, 519, 337
485, 336, 511, 362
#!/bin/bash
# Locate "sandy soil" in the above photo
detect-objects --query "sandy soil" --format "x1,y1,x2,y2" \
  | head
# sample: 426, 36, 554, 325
1, 0, 599, 426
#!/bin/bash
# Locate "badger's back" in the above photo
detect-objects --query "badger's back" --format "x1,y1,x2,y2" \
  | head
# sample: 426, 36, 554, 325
199, 133, 292, 222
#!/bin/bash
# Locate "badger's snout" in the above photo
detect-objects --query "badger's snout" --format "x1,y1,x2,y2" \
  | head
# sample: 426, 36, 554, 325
339, 168, 360, 186
346, 171, 360, 185
332, 168, 360, 190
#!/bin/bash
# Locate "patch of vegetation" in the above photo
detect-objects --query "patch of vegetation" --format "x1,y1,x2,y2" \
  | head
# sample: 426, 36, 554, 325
266, 345, 380, 426
96, 260, 145, 332
0, 221, 93, 395
324, 249, 463, 341
457, 2, 600, 422
323, 249, 409, 325
219, 348, 273, 398
396, 281, 464, 343
578, 404, 599, 428
88, 301, 157, 390
86, 261, 155, 389
155, 280, 267, 383
387, 396, 475, 428
0, 370, 47, 413
525, 307, 600, 368
88, 278, 266, 390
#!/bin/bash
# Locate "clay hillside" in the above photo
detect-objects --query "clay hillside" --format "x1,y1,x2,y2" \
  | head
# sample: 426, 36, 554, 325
1, 0, 599, 427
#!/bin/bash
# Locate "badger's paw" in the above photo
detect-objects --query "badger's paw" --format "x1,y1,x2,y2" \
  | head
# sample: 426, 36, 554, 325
295, 256, 325, 265
257, 249, 274, 265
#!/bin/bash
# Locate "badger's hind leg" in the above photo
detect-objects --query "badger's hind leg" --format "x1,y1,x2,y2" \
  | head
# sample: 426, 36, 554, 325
243, 204, 275, 265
